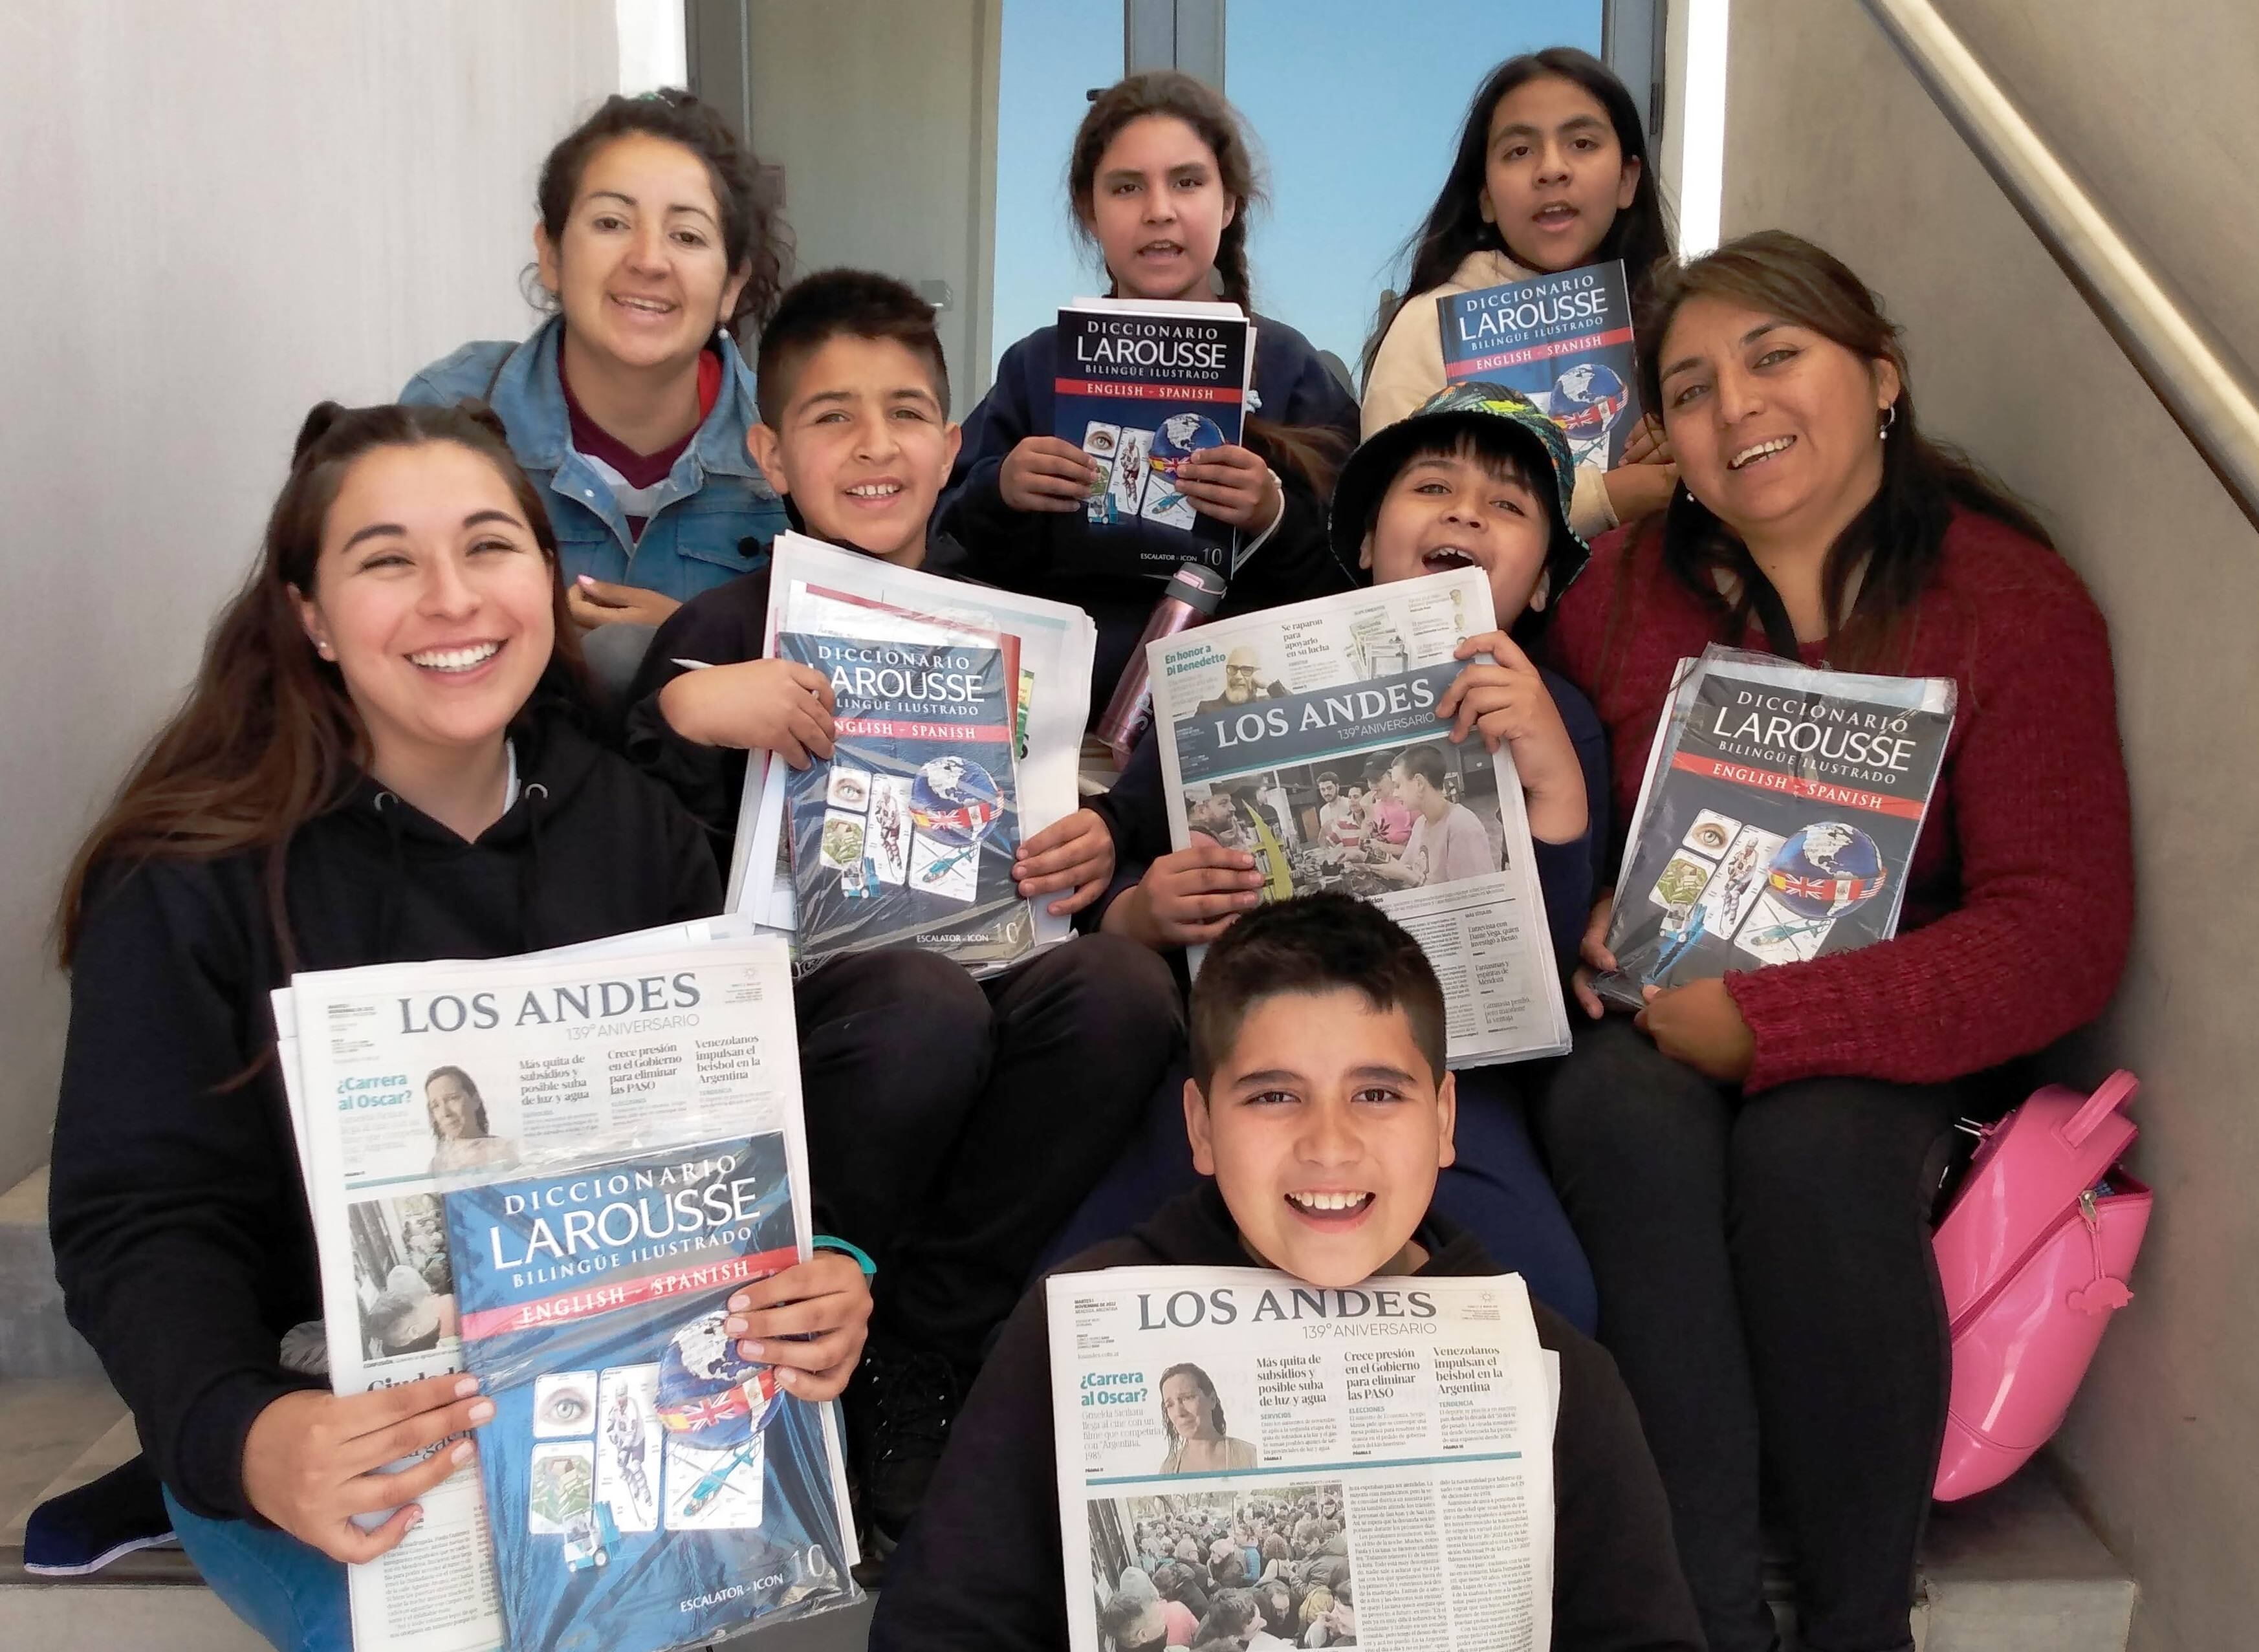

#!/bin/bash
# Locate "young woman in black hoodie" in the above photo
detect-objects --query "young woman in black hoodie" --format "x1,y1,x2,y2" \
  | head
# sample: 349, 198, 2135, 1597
49, 402, 869, 1651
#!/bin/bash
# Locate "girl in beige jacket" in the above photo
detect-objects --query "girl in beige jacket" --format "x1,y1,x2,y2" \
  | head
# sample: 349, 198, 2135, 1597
1362, 49, 1679, 541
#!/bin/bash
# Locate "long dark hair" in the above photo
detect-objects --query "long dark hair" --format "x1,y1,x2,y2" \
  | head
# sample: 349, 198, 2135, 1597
1632, 230, 2051, 669
1157, 1361, 1230, 1442
531, 89, 791, 345
1069, 73, 1347, 496
58, 402, 587, 966
1364, 49, 1674, 378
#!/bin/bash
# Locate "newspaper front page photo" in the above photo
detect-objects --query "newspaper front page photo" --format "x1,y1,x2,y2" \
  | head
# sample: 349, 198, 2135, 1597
1148, 569, 1569, 1066
1049, 1268, 1557, 1652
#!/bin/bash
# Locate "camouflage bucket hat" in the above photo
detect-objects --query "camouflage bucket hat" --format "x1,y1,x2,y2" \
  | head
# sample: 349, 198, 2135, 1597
1327, 380, 1590, 600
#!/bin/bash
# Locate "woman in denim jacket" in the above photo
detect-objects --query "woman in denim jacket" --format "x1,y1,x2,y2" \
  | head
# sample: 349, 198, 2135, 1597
402, 90, 789, 635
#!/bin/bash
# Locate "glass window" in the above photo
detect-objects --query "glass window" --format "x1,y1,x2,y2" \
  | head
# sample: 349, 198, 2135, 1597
989, 0, 1126, 376
1223, 0, 1604, 382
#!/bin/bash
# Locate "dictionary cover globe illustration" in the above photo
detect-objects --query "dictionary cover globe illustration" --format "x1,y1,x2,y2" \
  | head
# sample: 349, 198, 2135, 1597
1764, 821, 1888, 920
1148, 411, 1227, 477
1550, 361, 1629, 442
657, 1310, 772, 1450
910, 754, 1003, 847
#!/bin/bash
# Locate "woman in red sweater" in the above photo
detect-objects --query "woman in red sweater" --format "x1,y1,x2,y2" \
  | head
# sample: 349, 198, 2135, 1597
1539, 232, 2132, 1652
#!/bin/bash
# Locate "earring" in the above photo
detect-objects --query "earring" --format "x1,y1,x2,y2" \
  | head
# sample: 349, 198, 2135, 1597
314, 640, 334, 660
1879, 405, 1899, 441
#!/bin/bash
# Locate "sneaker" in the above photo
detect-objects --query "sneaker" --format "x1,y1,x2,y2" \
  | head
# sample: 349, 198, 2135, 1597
23, 1456, 179, 1577
845, 1342, 961, 1560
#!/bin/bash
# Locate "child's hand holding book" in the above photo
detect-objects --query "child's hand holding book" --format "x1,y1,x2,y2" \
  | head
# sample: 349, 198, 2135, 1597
660, 657, 837, 769
1000, 435, 1101, 512
722, 1251, 874, 1404
1012, 807, 1117, 917
1173, 445, 1283, 533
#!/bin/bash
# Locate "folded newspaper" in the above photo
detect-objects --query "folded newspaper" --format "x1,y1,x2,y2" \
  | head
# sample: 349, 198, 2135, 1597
1146, 569, 1571, 1065
1597, 645, 1957, 1011
1047, 1266, 1556, 1651
732, 532, 1097, 975
273, 922, 858, 1652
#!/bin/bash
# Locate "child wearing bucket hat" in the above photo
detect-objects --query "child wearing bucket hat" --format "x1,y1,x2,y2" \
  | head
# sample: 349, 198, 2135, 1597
1096, 380, 1608, 972
1056, 383, 1615, 1336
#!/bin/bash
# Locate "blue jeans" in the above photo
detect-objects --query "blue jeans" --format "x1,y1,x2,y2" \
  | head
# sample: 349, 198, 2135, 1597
1037, 1058, 1600, 1334
162, 1488, 349, 1652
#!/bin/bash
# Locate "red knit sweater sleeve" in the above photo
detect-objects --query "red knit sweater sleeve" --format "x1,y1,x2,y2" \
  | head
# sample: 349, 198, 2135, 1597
1725, 549, 2133, 1091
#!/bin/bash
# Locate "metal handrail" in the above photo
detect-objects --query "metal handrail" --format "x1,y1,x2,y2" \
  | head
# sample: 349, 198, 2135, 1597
1859, 0, 2259, 532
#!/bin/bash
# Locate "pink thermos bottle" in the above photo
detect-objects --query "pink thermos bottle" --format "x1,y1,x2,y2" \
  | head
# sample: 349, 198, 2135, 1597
1096, 562, 1228, 766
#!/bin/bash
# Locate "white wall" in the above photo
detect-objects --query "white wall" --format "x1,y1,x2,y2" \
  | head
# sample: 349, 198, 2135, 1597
0, 1, 620, 1191
1715, 5, 2259, 1647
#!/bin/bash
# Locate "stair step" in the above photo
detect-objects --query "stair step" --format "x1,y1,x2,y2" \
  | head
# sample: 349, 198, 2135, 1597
1915, 1469, 2137, 1651
0, 1168, 105, 1384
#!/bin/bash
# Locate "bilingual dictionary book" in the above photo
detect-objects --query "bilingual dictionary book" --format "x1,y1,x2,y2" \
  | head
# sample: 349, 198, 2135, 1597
442, 1134, 858, 1652
1053, 296, 1254, 580
775, 626, 1036, 974
1597, 646, 1957, 1011
1437, 259, 1642, 470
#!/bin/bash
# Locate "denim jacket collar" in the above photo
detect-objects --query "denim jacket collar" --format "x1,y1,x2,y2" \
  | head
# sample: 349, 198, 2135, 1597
484, 314, 763, 482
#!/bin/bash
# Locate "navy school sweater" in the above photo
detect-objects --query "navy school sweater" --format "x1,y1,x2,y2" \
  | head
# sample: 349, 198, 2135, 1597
938, 315, 1362, 718
49, 707, 721, 1522
868, 1182, 1704, 1652
1089, 666, 1611, 968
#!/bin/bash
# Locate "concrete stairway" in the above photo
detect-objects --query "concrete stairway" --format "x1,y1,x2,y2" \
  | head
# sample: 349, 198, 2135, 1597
0, 1165, 2134, 1649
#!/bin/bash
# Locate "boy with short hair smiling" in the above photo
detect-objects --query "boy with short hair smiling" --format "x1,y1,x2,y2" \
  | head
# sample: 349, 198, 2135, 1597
622, 269, 1183, 1545
870, 894, 1701, 1651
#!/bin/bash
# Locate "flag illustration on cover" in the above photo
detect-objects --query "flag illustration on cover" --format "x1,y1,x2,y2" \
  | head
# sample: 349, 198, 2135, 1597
1437, 259, 1641, 469
1053, 296, 1255, 580
776, 628, 1035, 972
1597, 646, 1957, 1010
442, 1135, 857, 1652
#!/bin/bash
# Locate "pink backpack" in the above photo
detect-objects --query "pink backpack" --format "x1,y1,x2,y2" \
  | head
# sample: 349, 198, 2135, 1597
1931, 1070, 2152, 1501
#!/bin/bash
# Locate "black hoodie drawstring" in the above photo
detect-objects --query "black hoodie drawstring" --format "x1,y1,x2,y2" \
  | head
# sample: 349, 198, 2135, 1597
518, 782, 551, 952
373, 792, 409, 959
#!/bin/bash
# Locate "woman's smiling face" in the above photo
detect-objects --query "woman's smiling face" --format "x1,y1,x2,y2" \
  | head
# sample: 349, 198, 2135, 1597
536, 133, 746, 371
294, 442, 556, 781
1656, 292, 1899, 539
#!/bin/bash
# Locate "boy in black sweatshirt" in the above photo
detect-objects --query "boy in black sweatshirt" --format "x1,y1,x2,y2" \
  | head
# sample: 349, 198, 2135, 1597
620, 270, 1183, 1545
870, 893, 1703, 1651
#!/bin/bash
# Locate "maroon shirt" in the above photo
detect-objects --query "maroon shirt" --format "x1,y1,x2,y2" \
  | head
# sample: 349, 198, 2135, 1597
1547, 510, 2132, 1092
560, 347, 725, 539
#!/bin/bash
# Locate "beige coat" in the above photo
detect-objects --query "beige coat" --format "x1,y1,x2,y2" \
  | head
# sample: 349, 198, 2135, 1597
1360, 248, 1619, 540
